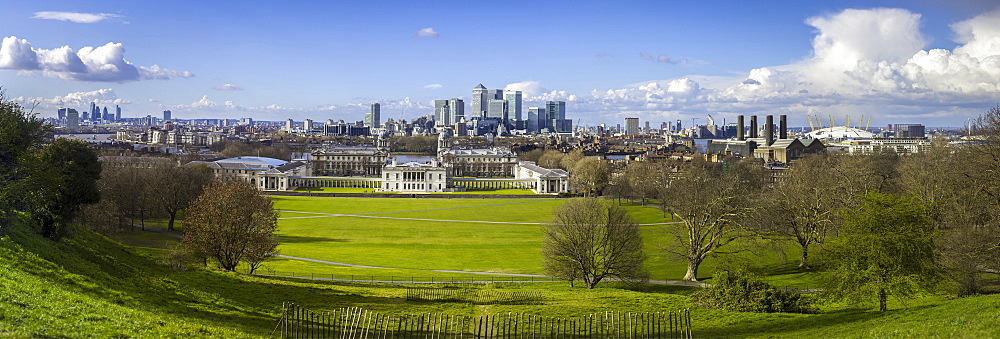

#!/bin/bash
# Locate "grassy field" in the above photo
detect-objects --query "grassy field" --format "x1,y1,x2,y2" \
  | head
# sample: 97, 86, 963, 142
270, 196, 804, 283
3, 218, 999, 338
4, 192, 1000, 337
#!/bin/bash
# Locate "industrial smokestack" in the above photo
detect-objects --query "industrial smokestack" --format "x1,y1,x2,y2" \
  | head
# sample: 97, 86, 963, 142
737, 115, 745, 141
765, 115, 774, 146
750, 116, 758, 138
779, 115, 787, 139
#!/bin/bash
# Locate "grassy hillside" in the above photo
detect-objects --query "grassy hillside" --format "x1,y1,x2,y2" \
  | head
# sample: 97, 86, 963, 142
3, 197, 999, 337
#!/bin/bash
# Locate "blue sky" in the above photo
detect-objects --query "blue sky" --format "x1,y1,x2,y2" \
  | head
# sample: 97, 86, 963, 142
2, 0, 999, 127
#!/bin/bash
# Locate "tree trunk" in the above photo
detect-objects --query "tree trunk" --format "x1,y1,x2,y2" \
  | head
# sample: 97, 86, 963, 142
878, 289, 888, 311
167, 211, 177, 231
798, 244, 810, 269
683, 259, 702, 281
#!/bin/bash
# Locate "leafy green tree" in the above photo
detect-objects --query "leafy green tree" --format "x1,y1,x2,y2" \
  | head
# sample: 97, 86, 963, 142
0, 91, 50, 233
822, 191, 941, 311
542, 198, 647, 288
32, 139, 102, 238
183, 180, 279, 271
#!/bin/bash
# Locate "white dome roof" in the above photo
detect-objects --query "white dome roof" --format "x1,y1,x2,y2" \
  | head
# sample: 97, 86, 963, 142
805, 126, 875, 140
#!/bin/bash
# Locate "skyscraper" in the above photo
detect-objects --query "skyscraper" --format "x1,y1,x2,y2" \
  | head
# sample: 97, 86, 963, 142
487, 99, 506, 120
527, 107, 544, 132
115, 105, 121, 121
90, 102, 97, 120
57, 108, 67, 120
434, 98, 465, 126
472, 84, 487, 117
285, 119, 294, 132
546, 101, 565, 120
163, 110, 172, 121
66, 109, 79, 132
366, 103, 381, 128
304, 119, 313, 131
625, 117, 640, 135
102, 107, 110, 122
504, 91, 522, 120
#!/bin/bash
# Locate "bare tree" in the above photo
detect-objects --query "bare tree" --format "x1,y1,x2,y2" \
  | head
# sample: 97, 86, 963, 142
761, 154, 842, 269
542, 198, 647, 288
570, 157, 610, 197
660, 159, 768, 281
152, 162, 215, 231
182, 180, 279, 271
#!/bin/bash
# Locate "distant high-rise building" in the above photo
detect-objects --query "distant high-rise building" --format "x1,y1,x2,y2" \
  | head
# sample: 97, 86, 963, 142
163, 110, 172, 121
366, 103, 381, 128
644, 121, 650, 134
487, 99, 507, 120
285, 119, 294, 132
90, 102, 97, 120
115, 105, 121, 121
82, 111, 90, 122
527, 107, 544, 132
66, 109, 79, 131
546, 101, 566, 120
304, 119, 314, 131
102, 107, 110, 122
676, 119, 683, 132
625, 118, 640, 135
504, 91, 522, 121
57, 108, 67, 120
472, 84, 488, 117
240, 118, 254, 126
434, 98, 464, 126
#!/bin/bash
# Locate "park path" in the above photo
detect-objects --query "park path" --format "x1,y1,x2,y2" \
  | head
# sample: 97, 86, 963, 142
277, 210, 683, 226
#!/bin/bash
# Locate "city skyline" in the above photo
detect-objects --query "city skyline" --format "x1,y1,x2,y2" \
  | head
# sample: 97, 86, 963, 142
1, 1, 999, 127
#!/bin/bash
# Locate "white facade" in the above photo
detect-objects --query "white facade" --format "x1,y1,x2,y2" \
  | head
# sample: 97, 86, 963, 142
380, 159, 450, 192
848, 138, 931, 155
515, 161, 570, 194
188, 156, 309, 191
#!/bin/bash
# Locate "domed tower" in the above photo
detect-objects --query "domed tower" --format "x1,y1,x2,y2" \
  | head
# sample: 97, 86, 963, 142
437, 128, 453, 154
377, 130, 391, 152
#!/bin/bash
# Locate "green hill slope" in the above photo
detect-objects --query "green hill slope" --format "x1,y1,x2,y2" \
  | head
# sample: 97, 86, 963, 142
0, 222, 275, 337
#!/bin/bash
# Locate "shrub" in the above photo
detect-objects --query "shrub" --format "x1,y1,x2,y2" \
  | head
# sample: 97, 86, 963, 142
691, 269, 817, 313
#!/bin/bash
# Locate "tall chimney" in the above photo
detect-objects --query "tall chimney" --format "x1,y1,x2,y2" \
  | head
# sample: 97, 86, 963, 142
779, 115, 788, 139
765, 115, 774, 146
737, 115, 745, 141
749, 116, 758, 138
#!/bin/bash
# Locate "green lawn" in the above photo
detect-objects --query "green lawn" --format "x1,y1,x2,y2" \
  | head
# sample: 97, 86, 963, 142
270, 196, 807, 282
4, 201, 999, 338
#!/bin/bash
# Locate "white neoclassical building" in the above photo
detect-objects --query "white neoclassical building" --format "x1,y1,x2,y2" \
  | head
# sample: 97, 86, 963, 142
188, 156, 309, 191
380, 158, 451, 192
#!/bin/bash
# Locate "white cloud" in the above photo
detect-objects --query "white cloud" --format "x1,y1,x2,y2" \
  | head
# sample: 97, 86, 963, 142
416, 27, 440, 38
423, 84, 443, 89
13, 88, 131, 111
214, 83, 244, 91
31, 11, 124, 24
0, 36, 192, 82
533, 8, 1000, 126
0, 37, 39, 70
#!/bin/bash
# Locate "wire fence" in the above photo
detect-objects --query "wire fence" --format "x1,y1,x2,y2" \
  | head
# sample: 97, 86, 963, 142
278, 303, 693, 339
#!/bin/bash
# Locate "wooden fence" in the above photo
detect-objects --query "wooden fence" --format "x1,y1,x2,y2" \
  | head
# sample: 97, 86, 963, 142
278, 303, 692, 338
405, 287, 544, 305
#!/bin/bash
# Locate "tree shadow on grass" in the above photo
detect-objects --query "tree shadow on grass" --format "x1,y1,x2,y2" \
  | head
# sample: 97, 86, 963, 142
695, 304, 937, 337
279, 235, 349, 243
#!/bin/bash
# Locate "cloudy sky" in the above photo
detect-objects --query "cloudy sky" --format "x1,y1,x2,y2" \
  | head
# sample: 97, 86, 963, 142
1, 0, 998, 128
